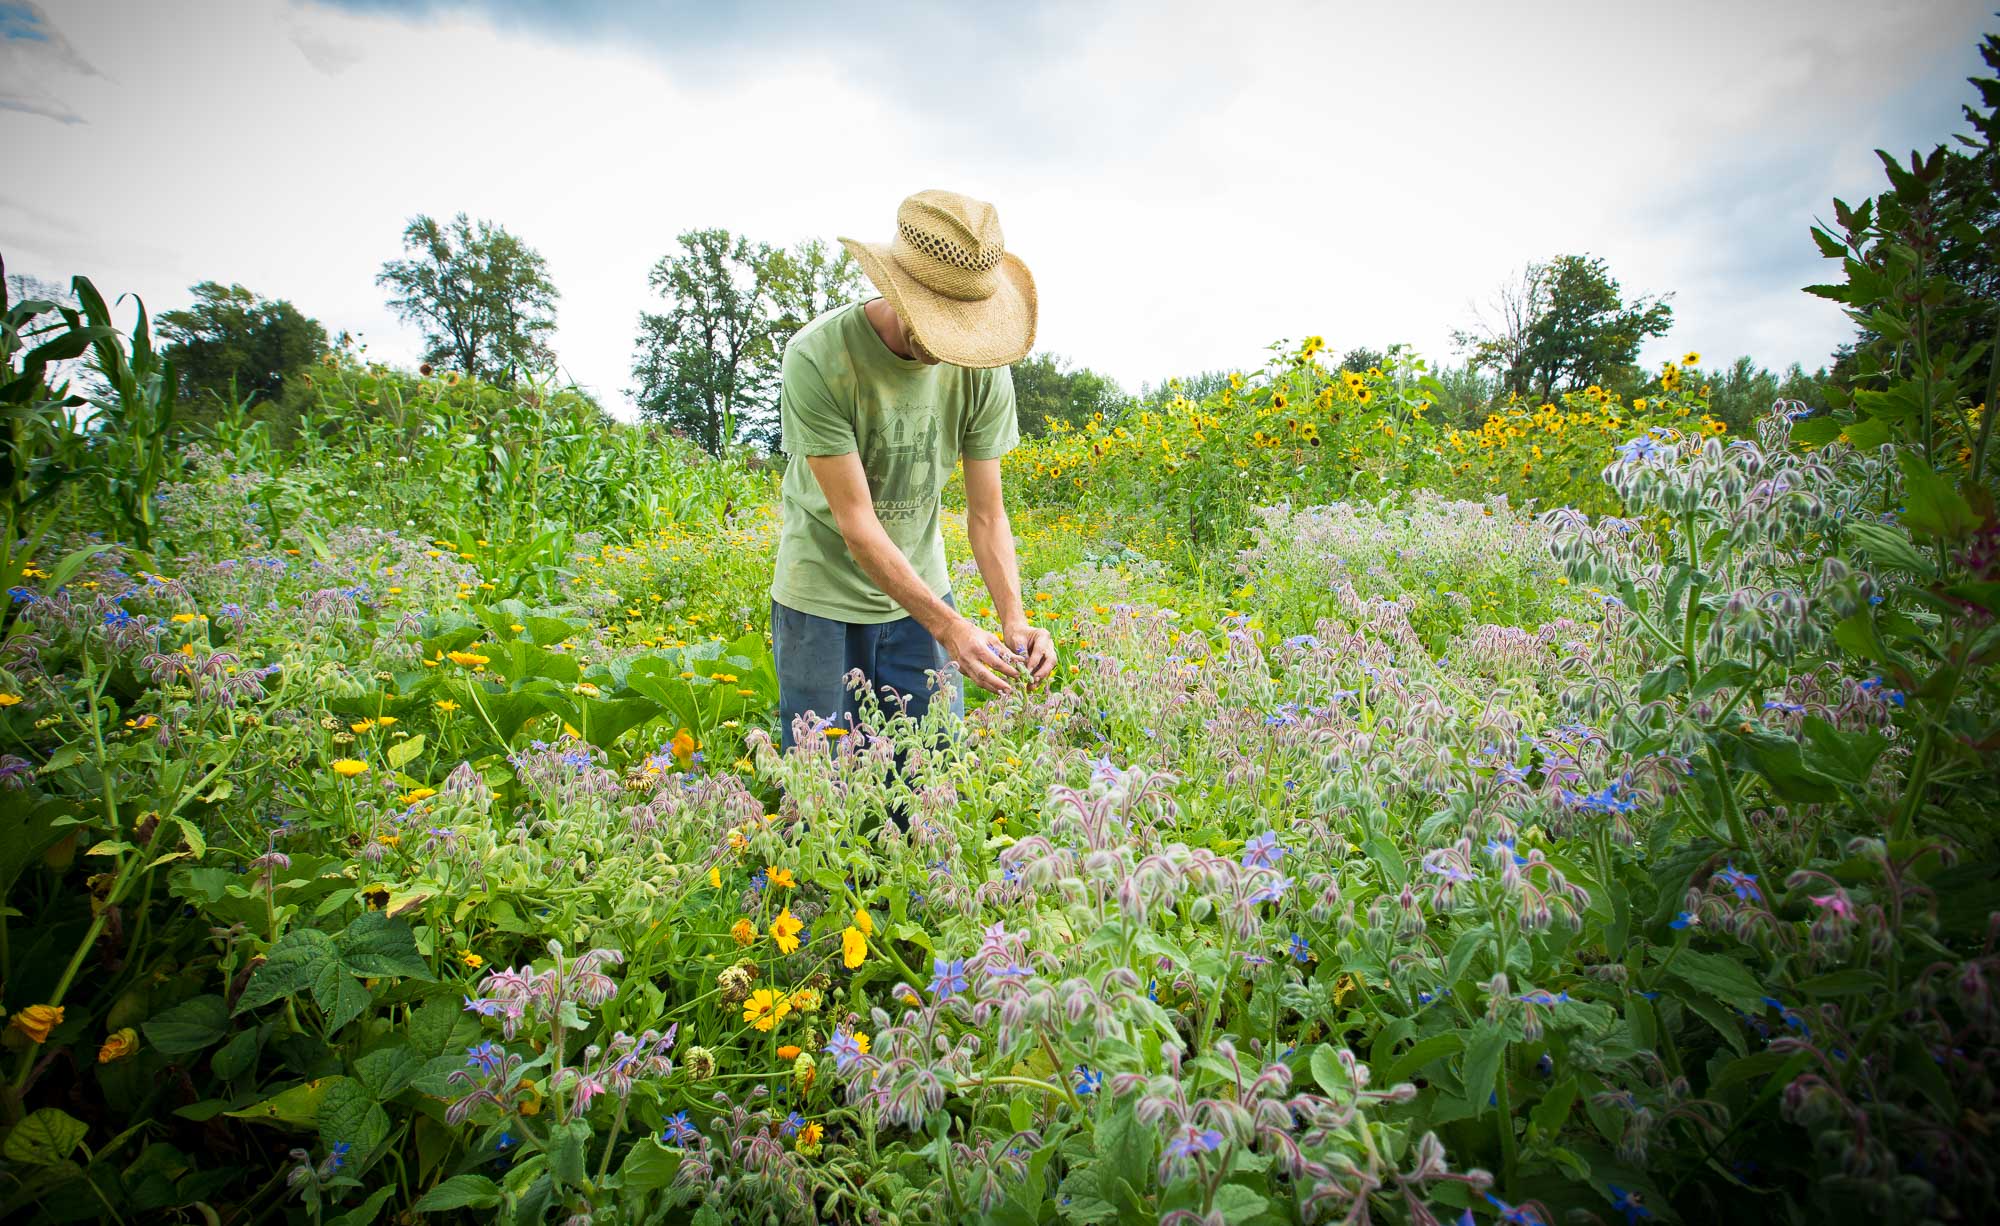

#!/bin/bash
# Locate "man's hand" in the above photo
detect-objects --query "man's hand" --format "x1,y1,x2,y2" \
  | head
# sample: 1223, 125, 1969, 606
939, 617, 1026, 696
1002, 621, 1057, 685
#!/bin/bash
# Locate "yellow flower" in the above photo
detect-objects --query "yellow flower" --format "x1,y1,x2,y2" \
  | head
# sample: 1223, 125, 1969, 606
767, 867, 796, 889
743, 988, 791, 1031
853, 907, 874, 937
446, 650, 490, 667
460, 950, 483, 969
771, 908, 804, 954
376, 715, 397, 727
436, 699, 459, 712
731, 918, 757, 947
1683, 351, 1701, 365
350, 719, 376, 734
0, 693, 20, 706
713, 672, 738, 683
670, 727, 697, 766
516, 1079, 542, 1115
401, 787, 436, 804
823, 727, 848, 739
797, 1121, 824, 1151
709, 865, 722, 888
330, 759, 368, 778
790, 987, 822, 1013
842, 926, 867, 969
98, 1027, 139, 1063
10, 1004, 63, 1044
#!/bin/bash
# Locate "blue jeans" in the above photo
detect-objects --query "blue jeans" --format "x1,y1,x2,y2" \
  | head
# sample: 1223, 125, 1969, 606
771, 594, 966, 751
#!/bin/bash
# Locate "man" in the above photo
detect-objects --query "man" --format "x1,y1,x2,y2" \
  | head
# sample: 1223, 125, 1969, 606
769, 189, 1056, 750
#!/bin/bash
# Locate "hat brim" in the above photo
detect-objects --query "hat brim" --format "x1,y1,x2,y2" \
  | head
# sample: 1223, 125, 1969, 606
837, 236, 1036, 368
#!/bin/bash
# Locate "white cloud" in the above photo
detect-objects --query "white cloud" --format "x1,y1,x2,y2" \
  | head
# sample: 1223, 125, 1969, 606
1, 0, 1989, 417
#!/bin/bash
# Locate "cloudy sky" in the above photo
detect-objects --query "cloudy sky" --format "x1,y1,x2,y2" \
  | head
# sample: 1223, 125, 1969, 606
3, 0, 1992, 415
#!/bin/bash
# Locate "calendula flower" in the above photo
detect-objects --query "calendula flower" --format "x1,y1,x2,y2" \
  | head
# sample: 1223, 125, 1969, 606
98, 1027, 139, 1063
767, 867, 796, 889
435, 699, 459, 712
446, 650, 489, 667
350, 719, 376, 734
777, 1045, 802, 1060
796, 1120, 824, 1152
330, 759, 368, 778
771, 908, 804, 954
842, 926, 867, 969
0, 693, 22, 706
789, 987, 822, 1014
731, 918, 757, 947
10, 1004, 63, 1043
460, 950, 483, 969
744, 988, 791, 1031
708, 865, 722, 888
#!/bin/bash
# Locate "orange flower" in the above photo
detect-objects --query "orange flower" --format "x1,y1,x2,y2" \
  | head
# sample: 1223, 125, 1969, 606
777, 1045, 802, 1060
767, 867, 796, 889
9, 1004, 63, 1044
731, 918, 757, 947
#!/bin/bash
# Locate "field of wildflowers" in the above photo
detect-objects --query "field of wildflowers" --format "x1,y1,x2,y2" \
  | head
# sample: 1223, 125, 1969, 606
1, 41, 1997, 1225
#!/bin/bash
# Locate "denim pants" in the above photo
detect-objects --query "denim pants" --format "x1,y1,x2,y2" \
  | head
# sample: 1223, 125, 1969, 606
771, 594, 966, 751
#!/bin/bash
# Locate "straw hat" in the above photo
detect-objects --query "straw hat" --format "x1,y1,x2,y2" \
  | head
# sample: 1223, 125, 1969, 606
839, 189, 1037, 369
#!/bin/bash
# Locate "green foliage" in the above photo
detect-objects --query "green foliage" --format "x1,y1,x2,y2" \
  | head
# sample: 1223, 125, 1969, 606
377, 213, 560, 387
1011, 351, 1130, 437
157, 280, 328, 413
632, 231, 866, 455
1456, 254, 1674, 400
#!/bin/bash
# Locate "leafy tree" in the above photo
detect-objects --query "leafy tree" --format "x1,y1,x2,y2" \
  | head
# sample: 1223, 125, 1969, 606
157, 282, 327, 408
376, 213, 559, 387
632, 229, 773, 454
1012, 352, 1129, 437
1682, 356, 1834, 433
1339, 346, 1386, 374
1138, 370, 1233, 409
1456, 255, 1673, 401
761, 238, 864, 359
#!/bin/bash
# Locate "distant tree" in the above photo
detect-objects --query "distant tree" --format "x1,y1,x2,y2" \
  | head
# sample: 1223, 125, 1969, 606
1687, 356, 1835, 432
1138, 370, 1233, 408
632, 229, 773, 454
1339, 346, 1386, 374
1456, 255, 1673, 401
158, 282, 327, 407
1012, 352, 1128, 437
1427, 362, 1499, 427
377, 213, 559, 386
760, 238, 865, 359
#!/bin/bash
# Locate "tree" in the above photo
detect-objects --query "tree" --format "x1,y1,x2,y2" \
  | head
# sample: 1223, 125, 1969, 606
1339, 346, 1386, 374
760, 238, 865, 359
158, 282, 327, 407
1012, 352, 1128, 437
1456, 255, 1673, 400
631, 229, 773, 454
376, 213, 558, 386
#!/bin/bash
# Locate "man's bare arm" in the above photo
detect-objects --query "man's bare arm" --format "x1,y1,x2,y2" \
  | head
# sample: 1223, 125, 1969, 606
964, 457, 1055, 683
805, 452, 1021, 695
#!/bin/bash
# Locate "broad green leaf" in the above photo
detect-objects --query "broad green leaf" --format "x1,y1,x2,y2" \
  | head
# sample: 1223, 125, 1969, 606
617, 1141, 682, 1196
318, 1076, 391, 1168
142, 994, 229, 1055
337, 911, 434, 980
1668, 949, 1767, 1013
414, 1173, 503, 1211
1380, 1032, 1465, 1088
236, 928, 339, 1015
226, 1078, 337, 1128
328, 1186, 396, 1226
355, 1043, 421, 1099
1460, 1020, 1507, 1115
2, 1108, 87, 1166
386, 734, 427, 770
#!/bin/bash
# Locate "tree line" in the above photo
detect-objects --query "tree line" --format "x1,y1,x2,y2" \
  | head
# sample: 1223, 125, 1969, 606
41, 211, 1921, 455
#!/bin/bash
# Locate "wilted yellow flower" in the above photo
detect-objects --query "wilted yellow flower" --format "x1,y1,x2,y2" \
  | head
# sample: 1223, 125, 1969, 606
767, 867, 796, 889
796, 1120, 824, 1152
731, 918, 757, 946
10, 1004, 63, 1043
98, 1027, 139, 1063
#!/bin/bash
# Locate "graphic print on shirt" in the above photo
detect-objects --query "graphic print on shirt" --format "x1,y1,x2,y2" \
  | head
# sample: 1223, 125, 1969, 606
862, 405, 941, 524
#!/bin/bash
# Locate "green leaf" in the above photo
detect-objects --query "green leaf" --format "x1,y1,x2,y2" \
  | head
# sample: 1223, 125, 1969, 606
1210, 1185, 1270, 1221
1530, 1076, 1577, 1137
1899, 452, 1978, 541
314, 961, 372, 1035
1668, 948, 1767, 1013
1380, 1032, 1465, 1088
414, 1173, 503, 1212
548, 1119, 591, 1187
617, 1141, 682, 1196
226, 1078, 336, 1127
355, 1044, 420, 1099
236, 928, 339, 1014
2, 1108, 87, 1166
1309, 1043, 1345, 1096
319, 1076, 392, 1169
328, 1186, 397, 1226
1460, 1020, 1507, 1115
386, 734, 427, 770
211, 1027, 262, 1081
142, 994, 230, 1055
337, 911, 434, 979
1844, 520, 1933, 578
1796, 969, 1888, 998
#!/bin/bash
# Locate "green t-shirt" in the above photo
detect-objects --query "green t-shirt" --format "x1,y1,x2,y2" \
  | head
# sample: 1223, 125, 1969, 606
770, 298, 1020, 624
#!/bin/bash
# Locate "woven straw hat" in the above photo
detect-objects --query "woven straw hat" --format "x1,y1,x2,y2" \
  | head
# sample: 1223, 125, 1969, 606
838, 189, 1036, 369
